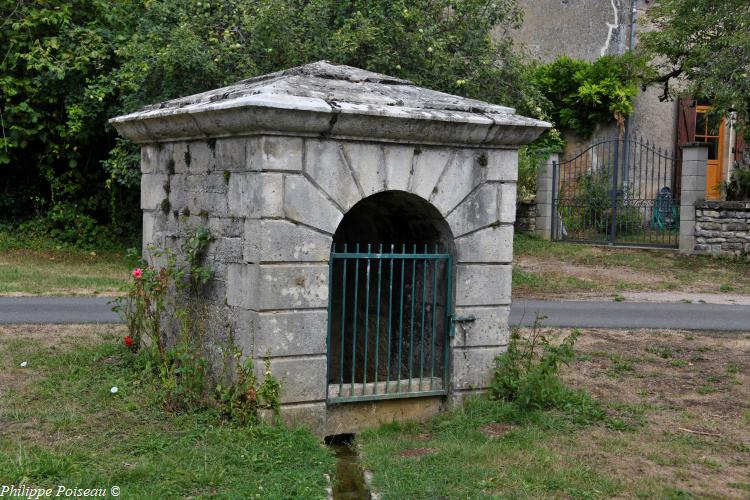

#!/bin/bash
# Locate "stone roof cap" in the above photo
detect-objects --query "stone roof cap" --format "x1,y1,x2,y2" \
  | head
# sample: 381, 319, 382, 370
110, 61, 550, 147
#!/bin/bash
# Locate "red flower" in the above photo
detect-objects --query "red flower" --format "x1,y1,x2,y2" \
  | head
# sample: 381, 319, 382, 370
132, 268, 143, 279
124, 335, 134, 347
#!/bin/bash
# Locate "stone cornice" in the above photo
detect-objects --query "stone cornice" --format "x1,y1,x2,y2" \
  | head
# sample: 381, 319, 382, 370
110, 94, 550, 147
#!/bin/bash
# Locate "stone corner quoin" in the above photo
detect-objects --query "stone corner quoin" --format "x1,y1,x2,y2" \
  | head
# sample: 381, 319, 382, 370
111, 61, 548, 435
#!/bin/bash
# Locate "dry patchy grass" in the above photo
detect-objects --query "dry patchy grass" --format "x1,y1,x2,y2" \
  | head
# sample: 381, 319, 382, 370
0, 246, 129, 296
359, 328, 750, 498
513, 233, 750, 300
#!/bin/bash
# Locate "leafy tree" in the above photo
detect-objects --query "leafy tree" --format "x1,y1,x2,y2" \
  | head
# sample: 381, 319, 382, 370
0, 0, 138, 227
638, 0, 750, 122
105, 0, 544, 188
532, 54, 643, 138
3, 0, 546, 246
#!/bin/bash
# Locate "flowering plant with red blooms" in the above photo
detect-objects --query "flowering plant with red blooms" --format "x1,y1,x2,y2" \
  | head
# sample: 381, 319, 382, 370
132, 268, 143, 279
123, 335, 137, 352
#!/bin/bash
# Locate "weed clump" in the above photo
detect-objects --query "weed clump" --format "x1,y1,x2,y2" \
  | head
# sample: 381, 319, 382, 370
490, 317, 604, 424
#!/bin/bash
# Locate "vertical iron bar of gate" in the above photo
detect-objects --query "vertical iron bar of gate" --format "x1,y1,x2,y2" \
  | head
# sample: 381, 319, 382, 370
408, 244, 417, 392
351, 244, 360, 395
443, 253, 453, 391
397, 244, 405, 391
430, 243, 438, 390
419, 244, 428, 391
374, 244, 382, 394
339, 244, 348, 396
610, 138, 620, 244
362, 244, 371, 395
386, 245, 394, 394
326, 244, 335, 403
551, 159, 558, 239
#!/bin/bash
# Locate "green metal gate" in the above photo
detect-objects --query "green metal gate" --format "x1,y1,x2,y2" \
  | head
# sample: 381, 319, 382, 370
327, 243, 453, 404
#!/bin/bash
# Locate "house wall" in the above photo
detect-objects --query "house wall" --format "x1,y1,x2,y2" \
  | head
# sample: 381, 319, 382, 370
509, 0, 678, 155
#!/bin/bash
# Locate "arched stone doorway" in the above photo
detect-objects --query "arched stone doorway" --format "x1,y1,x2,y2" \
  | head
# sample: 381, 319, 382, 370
327, 191, 455, 403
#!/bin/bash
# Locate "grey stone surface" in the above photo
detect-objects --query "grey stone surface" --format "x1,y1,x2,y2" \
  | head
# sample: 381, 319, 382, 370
244, 219, 332, 263
515, 200, 536, 233
446, 184, 500, 237
227, 172, 268, 218
227, 263, 259, 309
215, 137, 247, 172
454, 225, 513, 263
256, 264, 329, 310
451, 347, 503, 390
451, 306, 510, 348
112, 61, 548, 429
409, 147, 453, 201
455, 264, 512, 306
430, 149, 484, 215
342, 142, 386, 197
140, 173, 169, 210
383, 145, 414, 191
485, 149, 518, 182
694, 200, 750, 258
255, 309, 328, 357
253, 136, 303, 172
264, 355, 327, 404
283, 175, 343, 234
111, 61, 549, 147
305, 140, 361, 211
680, 146, 708, 253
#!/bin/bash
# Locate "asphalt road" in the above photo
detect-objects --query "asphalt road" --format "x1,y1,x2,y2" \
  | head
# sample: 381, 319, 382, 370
1, 296, 748, 331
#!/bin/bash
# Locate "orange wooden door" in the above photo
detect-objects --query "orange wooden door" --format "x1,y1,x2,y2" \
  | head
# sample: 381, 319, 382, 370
695, 105, 725, 200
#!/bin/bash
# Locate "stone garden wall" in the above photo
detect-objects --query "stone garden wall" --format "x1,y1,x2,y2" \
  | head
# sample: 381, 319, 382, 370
694, 200, 750, 258
515, 198, 536, 234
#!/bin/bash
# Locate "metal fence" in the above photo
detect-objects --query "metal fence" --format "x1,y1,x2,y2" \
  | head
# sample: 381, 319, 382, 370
552, 137, 680, 247
327, 243, 452, 404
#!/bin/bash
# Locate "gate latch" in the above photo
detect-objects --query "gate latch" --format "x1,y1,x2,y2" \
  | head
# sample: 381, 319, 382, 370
449, 314, 476, 337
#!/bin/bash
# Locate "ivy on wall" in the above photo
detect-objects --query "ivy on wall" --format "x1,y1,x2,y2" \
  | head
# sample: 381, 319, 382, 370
533, 54, 644, 138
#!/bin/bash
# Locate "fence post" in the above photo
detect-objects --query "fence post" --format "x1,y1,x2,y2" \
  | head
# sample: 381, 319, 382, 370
535, 153, 558, 240
679, 143, 708, 253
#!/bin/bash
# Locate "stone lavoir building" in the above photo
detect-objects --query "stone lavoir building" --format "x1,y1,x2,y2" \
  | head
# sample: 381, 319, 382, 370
111, 61, 548, 435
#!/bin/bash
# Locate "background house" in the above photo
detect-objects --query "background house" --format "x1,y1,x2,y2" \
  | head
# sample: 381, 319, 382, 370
509, 0, 745, 200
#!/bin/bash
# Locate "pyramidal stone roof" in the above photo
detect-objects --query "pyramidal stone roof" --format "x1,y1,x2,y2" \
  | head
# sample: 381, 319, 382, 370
110, 61, 549, 146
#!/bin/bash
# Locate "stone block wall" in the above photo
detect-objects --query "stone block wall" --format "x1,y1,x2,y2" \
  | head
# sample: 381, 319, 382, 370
694, 200, 750, 258
515, 199, 536, 234
140, 135, 518, 434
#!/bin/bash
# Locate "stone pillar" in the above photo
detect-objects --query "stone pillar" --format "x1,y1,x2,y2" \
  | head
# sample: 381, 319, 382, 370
535, 153, 558, 239
679, 144, 708, 253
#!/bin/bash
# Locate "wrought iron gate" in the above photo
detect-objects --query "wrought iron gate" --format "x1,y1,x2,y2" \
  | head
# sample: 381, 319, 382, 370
552, 137, 680, 247
327, 243, 452, 404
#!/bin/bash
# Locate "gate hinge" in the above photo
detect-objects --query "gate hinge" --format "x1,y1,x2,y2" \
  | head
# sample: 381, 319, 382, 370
449, 314, 476, 337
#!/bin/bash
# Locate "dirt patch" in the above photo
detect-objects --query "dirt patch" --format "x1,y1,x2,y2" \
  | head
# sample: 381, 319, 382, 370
399, 447, 437, 458
479, 423, 513, 439
537, 328, 750, 497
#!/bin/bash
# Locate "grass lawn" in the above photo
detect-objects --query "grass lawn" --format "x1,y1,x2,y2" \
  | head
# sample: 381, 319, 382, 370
0, 232, 130, 296
358, 328, 750, 498
513, 233, 750, 299
0, 324, 335, 498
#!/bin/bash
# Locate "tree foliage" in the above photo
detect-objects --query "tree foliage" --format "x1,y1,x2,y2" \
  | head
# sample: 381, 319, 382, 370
2, 0, 545, 246
532, 54, 644, 138
638, 0, 750, 123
